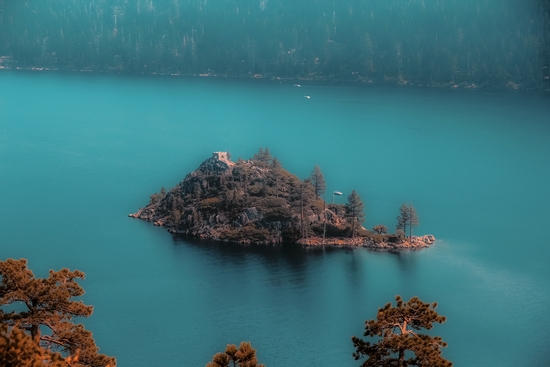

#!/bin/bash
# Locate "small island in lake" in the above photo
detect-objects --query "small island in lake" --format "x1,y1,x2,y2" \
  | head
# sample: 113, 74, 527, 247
130, 149, 435, 250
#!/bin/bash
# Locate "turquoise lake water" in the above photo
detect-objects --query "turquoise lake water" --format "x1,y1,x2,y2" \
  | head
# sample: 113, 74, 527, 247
1, 71, 550, 366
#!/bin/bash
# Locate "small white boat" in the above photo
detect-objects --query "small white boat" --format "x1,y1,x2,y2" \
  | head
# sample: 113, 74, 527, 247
304, 95, 311, 99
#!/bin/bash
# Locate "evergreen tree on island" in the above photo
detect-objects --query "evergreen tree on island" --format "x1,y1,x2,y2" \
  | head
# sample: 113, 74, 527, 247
408, 205, 419, 238
396, 204, 410, 235
271, 157, 282, 169
345, 190, 365, 238
352, 295, 452, 367
396, 204, 419, 238
252, 147, 272, 164
310, 165, 326, 200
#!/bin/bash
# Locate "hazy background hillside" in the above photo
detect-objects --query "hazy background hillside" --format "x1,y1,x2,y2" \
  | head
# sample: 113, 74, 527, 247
1, 0, 549, 89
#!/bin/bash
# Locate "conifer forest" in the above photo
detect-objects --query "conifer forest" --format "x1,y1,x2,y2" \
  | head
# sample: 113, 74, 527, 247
0, 0, 549, 90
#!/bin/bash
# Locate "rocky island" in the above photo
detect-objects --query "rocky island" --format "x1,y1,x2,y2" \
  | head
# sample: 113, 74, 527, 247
130, 150, 435, 250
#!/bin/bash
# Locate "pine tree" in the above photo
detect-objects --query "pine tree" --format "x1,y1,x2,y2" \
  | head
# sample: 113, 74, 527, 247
352, 295, 452, 367
396, 204, 410, 236
252, 147, 272, 164
206, 342, 265, 367
0, 325, 69, 367
271, 157, 282, 169
0, 259, 116, 367
310, 165, 326, 199
345, 190, 365, 238
252, 148, 265, 162
396, 204, 419, 238
408, 204, 419, 238
263, 147, 272, 164
271, 157, 282, 198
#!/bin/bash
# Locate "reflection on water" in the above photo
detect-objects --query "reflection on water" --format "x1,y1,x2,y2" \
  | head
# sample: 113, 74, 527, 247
388, 250, 417, 274
345, 251, 364, 289
172, 235, 342, 288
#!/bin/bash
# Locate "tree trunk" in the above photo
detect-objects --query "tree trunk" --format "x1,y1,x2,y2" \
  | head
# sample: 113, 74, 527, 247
30, 324, 40, 340
300, 185, 304, 238
398, 349, 405, 367
322, 199, 326, 245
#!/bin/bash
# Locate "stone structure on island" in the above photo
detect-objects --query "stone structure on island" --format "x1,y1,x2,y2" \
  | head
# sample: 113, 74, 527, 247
199, 151, 235, 174
129, 151, 435, 250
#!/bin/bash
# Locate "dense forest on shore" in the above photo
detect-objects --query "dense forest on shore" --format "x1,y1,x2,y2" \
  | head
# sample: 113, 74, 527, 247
0, 0, 549, 90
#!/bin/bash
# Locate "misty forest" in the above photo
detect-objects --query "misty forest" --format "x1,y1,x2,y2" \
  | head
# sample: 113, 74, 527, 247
0, 0, 549, 89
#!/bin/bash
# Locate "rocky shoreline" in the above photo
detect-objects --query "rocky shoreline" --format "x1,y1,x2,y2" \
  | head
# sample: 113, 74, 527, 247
3, 66, 543, 91
296, 235, 436, 250
129, 151, 437, 251
128, 208, 436, 250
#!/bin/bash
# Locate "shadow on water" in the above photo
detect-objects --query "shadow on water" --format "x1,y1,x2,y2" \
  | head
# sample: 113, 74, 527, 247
387, 250, 417, 275
346, 251, 364, 288
170, 234, 360, 274
170, 234, 357, 282
174, 233, 305, 258
171, 233, 420, 283
171, 234, 357, 264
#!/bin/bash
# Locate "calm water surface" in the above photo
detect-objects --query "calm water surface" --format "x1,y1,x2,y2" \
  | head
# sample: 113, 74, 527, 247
1, 71, 549, 366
